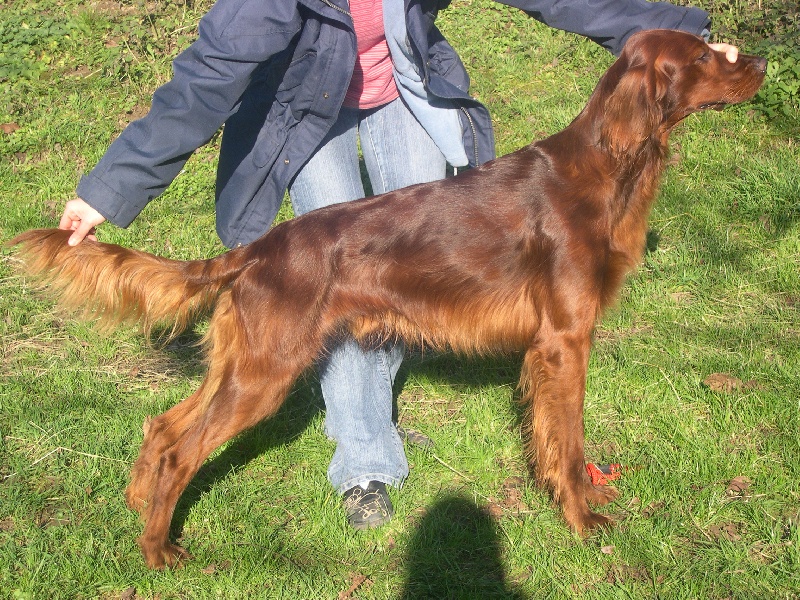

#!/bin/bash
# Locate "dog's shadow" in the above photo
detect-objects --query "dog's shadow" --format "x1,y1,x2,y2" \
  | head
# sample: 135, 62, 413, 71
398, 350, 522, 391
399, 493, 531, 599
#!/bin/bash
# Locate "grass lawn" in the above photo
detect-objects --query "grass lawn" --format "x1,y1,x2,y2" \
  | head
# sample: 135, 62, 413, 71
1, 0, 798, 598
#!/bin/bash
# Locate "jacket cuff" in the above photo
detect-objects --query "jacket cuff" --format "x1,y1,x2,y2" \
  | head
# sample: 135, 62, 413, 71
76, 173, 144, 229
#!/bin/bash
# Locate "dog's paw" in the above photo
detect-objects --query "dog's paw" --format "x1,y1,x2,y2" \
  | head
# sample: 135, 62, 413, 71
585, 483, 619, 507
570, 509, 614, 537
139, 538, 193, 570
581, 510, 614, 533
561, 495, 615, 536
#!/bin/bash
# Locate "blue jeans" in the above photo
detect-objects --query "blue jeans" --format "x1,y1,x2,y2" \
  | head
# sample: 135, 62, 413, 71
289, 97, 447, 493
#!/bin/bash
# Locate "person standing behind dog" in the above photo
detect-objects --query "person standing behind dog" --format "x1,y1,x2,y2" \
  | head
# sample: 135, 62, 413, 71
57, 0, 738, 530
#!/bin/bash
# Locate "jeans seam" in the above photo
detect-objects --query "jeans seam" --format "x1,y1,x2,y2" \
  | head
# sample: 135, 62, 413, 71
361, 114, 390, 195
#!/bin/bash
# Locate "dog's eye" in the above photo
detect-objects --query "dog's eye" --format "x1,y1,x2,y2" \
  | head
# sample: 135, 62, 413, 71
697, 51, 711, 63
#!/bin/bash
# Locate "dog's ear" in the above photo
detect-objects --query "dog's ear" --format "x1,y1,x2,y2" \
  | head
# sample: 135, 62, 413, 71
599, 53, 671, 159
600, 31, 672, 158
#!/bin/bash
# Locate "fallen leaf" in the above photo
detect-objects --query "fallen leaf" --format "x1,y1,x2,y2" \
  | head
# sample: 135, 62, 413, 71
339, 573, 370, 600
726, 476, 752, 496
670, 291, 692, 303
510, 566, 534, 585
486, 501, 504, 518
601, 545, 615, 555
703, 373, 743, 393
496, 477, 529, 512
641, 501, 665, 518
783, 295, 800, 308
1, 122, 20, 134
406, 506, 427, 526
709, 522, 741, 542
119, 587, 136, 600
201, 559, 231, 575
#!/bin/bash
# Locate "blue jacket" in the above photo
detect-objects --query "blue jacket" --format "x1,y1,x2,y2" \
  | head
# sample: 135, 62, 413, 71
76, 0, 710, 247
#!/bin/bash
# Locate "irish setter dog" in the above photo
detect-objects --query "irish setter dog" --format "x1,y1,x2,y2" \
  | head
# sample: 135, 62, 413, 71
11, 30, 765, 569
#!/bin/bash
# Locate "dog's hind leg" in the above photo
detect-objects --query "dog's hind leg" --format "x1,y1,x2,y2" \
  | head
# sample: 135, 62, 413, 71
520, 333, 618, 535
126, 292, 246, 516
134, 353, 312, 569
130, 287, 328, 569
125, 388, 206, 515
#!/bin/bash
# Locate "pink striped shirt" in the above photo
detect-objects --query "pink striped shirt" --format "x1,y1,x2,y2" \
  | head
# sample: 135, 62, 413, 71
343, 0, 399, 109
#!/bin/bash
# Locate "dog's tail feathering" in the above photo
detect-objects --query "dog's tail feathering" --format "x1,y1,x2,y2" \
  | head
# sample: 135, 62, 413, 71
9, 228, 245, 339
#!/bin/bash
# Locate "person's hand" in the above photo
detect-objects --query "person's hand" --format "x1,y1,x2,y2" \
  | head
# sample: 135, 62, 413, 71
59, 198, 106, 246
708, 43, 739, 63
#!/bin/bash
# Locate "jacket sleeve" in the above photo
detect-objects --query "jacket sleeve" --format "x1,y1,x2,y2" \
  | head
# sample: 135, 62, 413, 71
497, 0, 710, 56
76, 0, 302, 228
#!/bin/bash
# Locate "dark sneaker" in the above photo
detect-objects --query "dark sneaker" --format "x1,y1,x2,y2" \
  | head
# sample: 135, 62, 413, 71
343, 481, 393, 530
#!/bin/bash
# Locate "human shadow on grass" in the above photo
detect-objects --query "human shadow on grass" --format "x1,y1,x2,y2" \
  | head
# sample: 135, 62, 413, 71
400, 493, 530, 599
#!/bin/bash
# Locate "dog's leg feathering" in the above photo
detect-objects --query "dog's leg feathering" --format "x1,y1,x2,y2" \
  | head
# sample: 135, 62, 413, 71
520, 334, 618, 535
134, 368, 304, 569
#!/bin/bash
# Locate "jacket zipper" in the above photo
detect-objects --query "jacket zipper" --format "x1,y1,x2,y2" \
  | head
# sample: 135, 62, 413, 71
319, 0, 351, 17
459, 106, 480, 166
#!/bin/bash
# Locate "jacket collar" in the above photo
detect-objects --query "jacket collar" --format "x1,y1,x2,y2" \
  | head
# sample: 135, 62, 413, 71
299, 0, 352, 24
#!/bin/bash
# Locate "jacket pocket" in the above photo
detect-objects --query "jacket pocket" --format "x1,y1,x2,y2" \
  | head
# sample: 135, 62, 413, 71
278, 51, 316, 91
252, 125, 289, 168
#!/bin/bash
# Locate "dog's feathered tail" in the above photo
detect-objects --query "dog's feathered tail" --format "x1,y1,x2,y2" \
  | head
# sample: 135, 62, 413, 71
8, 228, 246, 339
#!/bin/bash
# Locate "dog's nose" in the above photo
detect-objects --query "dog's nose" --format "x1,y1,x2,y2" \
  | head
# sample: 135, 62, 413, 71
753, 56, 767, 73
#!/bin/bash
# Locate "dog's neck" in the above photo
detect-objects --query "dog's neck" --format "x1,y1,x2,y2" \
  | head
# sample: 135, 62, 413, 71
536, 92, 675, 280
545, 106, 671, 213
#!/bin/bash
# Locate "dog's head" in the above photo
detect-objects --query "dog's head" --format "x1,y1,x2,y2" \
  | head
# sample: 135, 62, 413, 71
597, 29, 766, 156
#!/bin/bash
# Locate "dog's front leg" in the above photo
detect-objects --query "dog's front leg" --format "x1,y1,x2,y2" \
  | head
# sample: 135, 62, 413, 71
520, 332, 618, 534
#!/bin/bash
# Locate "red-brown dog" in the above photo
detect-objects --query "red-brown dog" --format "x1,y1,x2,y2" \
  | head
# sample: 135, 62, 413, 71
11, 30, 765, 569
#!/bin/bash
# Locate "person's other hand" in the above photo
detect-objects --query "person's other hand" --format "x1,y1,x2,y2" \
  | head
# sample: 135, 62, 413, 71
709, 43, 739, 63
59, 198, 106, 246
